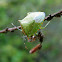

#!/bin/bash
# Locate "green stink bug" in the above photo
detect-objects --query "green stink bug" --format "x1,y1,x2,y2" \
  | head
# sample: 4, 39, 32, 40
11, 12, 50, 53
18, 12, 45, 38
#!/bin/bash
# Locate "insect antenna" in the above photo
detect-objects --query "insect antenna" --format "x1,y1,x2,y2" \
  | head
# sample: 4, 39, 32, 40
22, 36, 28, 49
24, 41, 28, 49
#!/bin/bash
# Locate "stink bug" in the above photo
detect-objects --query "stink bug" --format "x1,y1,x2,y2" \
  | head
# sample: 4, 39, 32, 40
18, 12, 47, 40
17, 12, 50, 53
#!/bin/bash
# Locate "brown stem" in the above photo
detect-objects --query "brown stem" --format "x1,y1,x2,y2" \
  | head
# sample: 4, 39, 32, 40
45, 10, 62, 21
0, 26, 21, 33
0, 10, 62, 33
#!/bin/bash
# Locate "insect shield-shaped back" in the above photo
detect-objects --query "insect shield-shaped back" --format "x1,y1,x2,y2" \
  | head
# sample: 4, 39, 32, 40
18, 12, 45, 37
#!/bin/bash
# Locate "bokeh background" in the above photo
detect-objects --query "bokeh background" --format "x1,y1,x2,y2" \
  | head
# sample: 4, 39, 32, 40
0, 0, 62, 62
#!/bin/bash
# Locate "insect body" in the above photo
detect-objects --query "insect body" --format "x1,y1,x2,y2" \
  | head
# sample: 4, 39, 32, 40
18, 12, 45, 37
12, 12, 50, 53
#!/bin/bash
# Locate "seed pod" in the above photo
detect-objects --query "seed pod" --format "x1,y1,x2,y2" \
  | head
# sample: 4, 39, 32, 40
29, 44, 42, 54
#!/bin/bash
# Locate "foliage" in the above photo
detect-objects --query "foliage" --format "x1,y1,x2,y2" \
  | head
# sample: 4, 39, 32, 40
0, 0, 62, 62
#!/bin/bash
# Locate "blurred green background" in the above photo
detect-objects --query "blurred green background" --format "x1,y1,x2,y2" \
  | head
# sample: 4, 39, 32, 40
0, 0, 62, 62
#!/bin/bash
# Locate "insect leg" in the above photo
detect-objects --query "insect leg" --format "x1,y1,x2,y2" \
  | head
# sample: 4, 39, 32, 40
11, 23, 22, 31
40, 21, 50, 29
22, 35, 28, 49
37, 31, 44, 43
44, 21, 50, 28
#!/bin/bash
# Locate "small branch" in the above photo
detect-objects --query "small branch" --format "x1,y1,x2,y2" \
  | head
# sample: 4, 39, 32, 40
0, 26, 21, 33
45, 10, 62, 21
0, 10, 62, 33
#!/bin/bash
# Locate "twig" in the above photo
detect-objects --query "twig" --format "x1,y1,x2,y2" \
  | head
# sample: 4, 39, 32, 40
0, 26, 21, 33
0, 10, 62, 33
45, 10, 62, 21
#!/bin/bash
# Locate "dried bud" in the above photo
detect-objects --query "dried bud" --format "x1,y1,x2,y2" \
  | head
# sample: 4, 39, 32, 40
29, 44, 42, 54
28, 36, 36, 42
